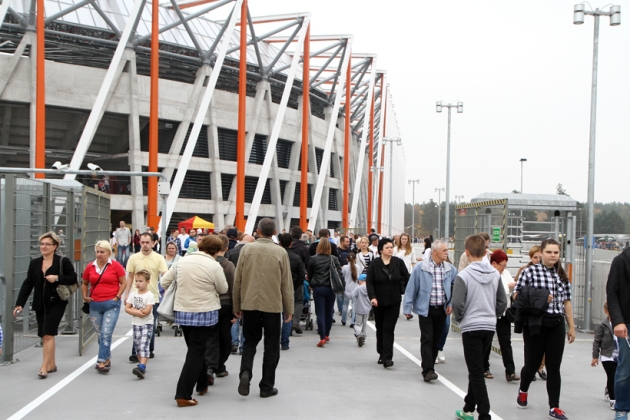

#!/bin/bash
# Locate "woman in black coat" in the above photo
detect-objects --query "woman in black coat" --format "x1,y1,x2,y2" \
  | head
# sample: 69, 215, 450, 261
14, 231, 78, 378
367, 238, 410, 368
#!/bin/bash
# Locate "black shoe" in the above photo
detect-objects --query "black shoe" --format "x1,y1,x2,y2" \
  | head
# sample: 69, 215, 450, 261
231, 344, 238, 354
332, 319, 336, 323
207, 368, 215, 386
424, 371, 438, 382
132, 366, 145, 379
149, 352, 155, 359
537, 369, 547, 380
260, 388, 278, 398
294, 328, 303, 335
238, 371, 251, 396
349, 324, 355, 328
383, 360, 394, 368
281, 346, 289, 351
129, 355, 138, 363
341, 321, 346, 326
358, 337, 364, 347
407, 314, 414, 320
378, 358, 384, 364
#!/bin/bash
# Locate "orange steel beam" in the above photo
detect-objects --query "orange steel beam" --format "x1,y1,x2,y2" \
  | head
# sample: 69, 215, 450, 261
367, 82, 375, 235
235, 0, 247, 232
300, 23, 310, 231
342, 54, 351, 230
147, 0, 160, 229
377, 82, 387, 232
179, 0, 221, 10
35, 0, 45, 179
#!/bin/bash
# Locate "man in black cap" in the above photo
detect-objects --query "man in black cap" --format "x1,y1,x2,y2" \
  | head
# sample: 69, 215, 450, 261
227, 228, 239, 250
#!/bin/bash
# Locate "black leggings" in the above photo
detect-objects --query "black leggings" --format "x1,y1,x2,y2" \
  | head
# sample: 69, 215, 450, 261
602, 361, 617, 400
519, 315, 566, 409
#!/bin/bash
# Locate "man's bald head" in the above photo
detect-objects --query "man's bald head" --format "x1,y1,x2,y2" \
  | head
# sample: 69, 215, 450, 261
240, 234, 255, 243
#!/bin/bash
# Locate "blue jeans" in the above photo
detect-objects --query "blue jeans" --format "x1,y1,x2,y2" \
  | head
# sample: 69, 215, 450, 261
336, 293, 344, 317
231, 321, 245, 350
131, 302, 159, 355
280, 312, 292, 349
341, 296, 355, 324
89, 299, 121, 363
438, 314, 451, 351
615, 325, 630, 412
313, 287, 336, 339
117, 245, 130, 267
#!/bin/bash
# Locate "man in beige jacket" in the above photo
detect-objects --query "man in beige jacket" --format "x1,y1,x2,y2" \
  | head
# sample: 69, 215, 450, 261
233, 218, 293, 399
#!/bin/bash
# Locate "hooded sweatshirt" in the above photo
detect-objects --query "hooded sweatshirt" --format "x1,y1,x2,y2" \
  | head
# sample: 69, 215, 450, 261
452, 260, 507, 333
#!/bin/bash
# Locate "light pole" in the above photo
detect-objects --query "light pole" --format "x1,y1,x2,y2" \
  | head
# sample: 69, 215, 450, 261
382, 137, 402, 237
436, 101, 463, 241
371, 165, 384, 233
408, 179, 420, 241
519, 158, 527, 193
574, 3, 620, 331
455, 195, 464, 204
435, 187, 445, 240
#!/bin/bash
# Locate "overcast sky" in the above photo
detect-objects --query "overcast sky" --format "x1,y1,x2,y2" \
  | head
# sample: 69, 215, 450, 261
193, 0, 630, 205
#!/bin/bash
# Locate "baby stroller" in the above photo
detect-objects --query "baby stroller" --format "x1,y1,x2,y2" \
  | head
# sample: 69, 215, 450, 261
300, 280, 314, 331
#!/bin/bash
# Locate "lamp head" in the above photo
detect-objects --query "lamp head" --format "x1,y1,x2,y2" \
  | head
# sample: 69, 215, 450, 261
573, 4, 585, 25
87, 163, 102, 171
52, 161, 69, 171
457, 102, 463, 113
436, 101, 442, 113
610, 5, 621, 26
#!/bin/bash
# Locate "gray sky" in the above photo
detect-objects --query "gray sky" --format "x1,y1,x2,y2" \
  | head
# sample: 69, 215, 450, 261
193, 0, 630, 204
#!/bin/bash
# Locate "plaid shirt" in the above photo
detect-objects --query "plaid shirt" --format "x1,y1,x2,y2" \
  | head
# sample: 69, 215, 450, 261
514, 263, 572, 315
429, 257, 446, 306
175, 310, 218, 327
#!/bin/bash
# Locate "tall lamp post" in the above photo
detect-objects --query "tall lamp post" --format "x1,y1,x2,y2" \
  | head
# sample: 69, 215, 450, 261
574, 3, 620, 331
408, 179, 420, 241
455, 195, 464, 204
382, 137, 402, 237
519, 158, 527, 193
436, 101, 463, 242
435, 187, 445, 240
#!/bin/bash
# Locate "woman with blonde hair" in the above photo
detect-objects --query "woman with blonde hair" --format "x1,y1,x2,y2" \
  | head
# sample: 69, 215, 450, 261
81, 240, 127, 373
14, 232, 78, 378
356, 236, 374, 274
396, 233, 417, 273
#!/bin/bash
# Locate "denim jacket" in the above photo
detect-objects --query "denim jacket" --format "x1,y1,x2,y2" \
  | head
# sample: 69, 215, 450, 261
403, 257, 457, 317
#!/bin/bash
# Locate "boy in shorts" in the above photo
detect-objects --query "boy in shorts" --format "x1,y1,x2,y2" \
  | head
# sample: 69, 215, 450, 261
125, 269, 155, 379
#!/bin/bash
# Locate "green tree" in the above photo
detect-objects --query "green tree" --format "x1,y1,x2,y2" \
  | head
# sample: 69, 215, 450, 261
556, 183, 568, 196
594, 210, 625, 234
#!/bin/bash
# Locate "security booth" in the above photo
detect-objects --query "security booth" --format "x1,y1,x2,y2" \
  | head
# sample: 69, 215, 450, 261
454, 193, 578, 279
0, 175, 111, 364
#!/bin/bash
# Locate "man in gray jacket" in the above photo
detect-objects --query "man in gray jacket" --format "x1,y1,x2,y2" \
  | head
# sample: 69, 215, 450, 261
452, 235, 507, 420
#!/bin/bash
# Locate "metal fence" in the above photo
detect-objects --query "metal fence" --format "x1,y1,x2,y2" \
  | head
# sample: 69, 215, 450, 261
454, 200, 508, 266
0, 175, 110, 364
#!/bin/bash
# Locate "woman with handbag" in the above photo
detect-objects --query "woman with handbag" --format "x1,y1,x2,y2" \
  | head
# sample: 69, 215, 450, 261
367, 238, 410, 368
81, 240, 127, 373
13, 231, 78, 378
160, 235, 228, 407
307, 239, 343, 348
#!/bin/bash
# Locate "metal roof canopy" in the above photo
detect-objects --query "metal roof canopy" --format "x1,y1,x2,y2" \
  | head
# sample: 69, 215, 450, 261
470, 192, 578, 212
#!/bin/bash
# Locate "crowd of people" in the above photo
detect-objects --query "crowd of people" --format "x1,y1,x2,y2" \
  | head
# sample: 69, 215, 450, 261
7, 221, 630, 420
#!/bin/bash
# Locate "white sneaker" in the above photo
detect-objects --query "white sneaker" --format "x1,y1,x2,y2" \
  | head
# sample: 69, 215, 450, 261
438, 350, 446, 363
610, 400, 616, 411
435, 356, 439, 364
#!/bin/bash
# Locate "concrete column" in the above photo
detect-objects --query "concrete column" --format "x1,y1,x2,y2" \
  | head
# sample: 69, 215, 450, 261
207, 90, 226, 229
126, 51, 145, 231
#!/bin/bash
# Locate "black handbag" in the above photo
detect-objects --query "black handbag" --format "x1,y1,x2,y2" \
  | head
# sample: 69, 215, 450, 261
329, 256, 344, 294
83, 263, 109, 314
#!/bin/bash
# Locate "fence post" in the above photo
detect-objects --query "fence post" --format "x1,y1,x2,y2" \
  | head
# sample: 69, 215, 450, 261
2, 175, 16, 363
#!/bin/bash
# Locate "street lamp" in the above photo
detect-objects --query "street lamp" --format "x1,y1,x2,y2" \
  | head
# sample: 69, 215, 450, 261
382, 137, 402, 237
436, 100, 463, 241
574, 3, 620, 331
455, 195, 464, 204
408, 179, 420, 241
520, 158, 527, 193
435, 187, 445, 240
371, 165, 384, 233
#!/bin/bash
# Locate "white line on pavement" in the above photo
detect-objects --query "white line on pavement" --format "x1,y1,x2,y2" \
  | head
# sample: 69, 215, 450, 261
7, 329, 133, 420
366, 321, 504, 420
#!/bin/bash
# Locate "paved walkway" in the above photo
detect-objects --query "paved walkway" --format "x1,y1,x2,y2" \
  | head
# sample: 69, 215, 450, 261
0, 309, 612, 420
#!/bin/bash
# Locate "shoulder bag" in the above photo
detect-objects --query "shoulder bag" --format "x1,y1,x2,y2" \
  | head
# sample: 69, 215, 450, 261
329, 256, 345, 294
56, 256, 79, 301
82, 263, 109, 314
157, 263, 178, 321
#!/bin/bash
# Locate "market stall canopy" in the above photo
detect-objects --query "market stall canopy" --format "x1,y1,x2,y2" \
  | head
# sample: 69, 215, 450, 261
177, 216, 215, 232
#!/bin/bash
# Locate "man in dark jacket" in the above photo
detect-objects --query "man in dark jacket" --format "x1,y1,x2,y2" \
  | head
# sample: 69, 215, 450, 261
607, 248, 630, 418
226, 228, 239, 250
309, 228, 338, 257
278, 233, 306, 349
290, 227, 309, 334
226, 234, 255, 267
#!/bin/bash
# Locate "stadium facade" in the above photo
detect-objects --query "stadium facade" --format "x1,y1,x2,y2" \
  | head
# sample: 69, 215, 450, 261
0, 0, 406, 235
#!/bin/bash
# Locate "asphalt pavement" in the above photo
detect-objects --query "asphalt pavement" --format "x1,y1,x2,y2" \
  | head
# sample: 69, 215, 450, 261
0, 307, 614, 420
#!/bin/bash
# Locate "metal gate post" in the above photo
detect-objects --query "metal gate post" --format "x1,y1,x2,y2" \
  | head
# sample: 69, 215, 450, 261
62, 188, 77, 334
2, 175, 16, 363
